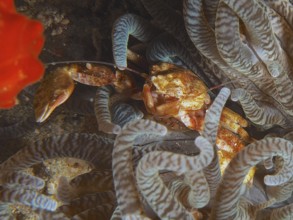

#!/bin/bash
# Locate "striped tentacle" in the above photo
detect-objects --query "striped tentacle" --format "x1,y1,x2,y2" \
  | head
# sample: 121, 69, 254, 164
110, 206, 121, 220
183, 0, 248, 88
215, 2, 277, 101
202, 0, 219, 29
223, 0, 293, 116
211, 137, 293, 220
268, 203, 293, 220
202, 88, 231, 144
266, 64, 293, 116
267, 176, 293, 203
222, 0, 280, 62
184, 0, 225, 67
0, 188, 57, 211
71, 203, 115, 220
112, 13, 160, 69
202, 87, 231, 198
264, 0, 293, 31
231, 88, 288, 128
113, 119, 167, 219
110, 206, 152, 220
140, 0, 223, 86
58, 192, 116, 217
266, 156, 293, 203
132, 130, 199, 168
133, 139, 198, 167
63, 97, 94, 116
133, 129, 199, 149
283, 131, 293, 141
263, 157, 274, 170
111, 103, 144, 128
136, 136, 213, 219
94, 85, 121, 134
0, 116, 38, 139
146, 33, 190, 66
146, 33, 214, 87
0, 133, 114, 176
169, 170, 210, 209
235, 198, 276, 220
1, 172, 44, 190
57, 169, 113, 202
260, 1, 293, 63
0, 204, 13, 220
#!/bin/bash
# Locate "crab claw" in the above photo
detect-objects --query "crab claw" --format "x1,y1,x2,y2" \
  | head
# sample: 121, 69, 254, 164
34, 67, 75, 122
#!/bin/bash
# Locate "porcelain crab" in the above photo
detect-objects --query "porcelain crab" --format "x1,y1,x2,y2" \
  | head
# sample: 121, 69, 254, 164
33, 62, 135, 123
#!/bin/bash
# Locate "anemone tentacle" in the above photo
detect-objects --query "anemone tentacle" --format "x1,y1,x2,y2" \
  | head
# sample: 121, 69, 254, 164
112, 119, 167, 219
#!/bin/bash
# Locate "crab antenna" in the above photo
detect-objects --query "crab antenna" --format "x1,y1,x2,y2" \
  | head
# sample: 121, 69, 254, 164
207, 80, 239, 93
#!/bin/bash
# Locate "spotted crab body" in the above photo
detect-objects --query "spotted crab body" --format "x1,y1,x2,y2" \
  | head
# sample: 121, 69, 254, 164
141, 63, 254, 181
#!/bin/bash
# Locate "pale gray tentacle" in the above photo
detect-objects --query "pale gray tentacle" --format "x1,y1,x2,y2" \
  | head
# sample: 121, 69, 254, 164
111, 103, 144, 128
0, 133, 114, 175
112, 119, 167, 219
264, 0, 293, 30
112, 13, 160, 69
140, 0, 223, 86
202, 0, 219, 29
0, 188, 57, 211
267, 176, 293, 204
146, 32, 214, 87
231, 88, 288, 128
222, 0, 293, 115
94, 86, 121, 134
146, 33, 189, 67
202, 87, 231, 199
222, 0, 280, 62
268, 203, 293, 220
202, 87, 231, 143
169, 170, 210, 209
184, 0, 227, 68
0, 204, 12, 220
136, 136, 213, 219
110, 206, 121, 220
215, 2, 277, 100
234, 198, 276, 220
259, 1, 293, 62
211, 137, 293, 220
263, 157, 274, 170
1, 172, 45, 190
183, 0, 241, 84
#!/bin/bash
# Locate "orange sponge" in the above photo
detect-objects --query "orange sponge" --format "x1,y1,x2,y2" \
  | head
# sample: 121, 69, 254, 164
0, 0, 44, 108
